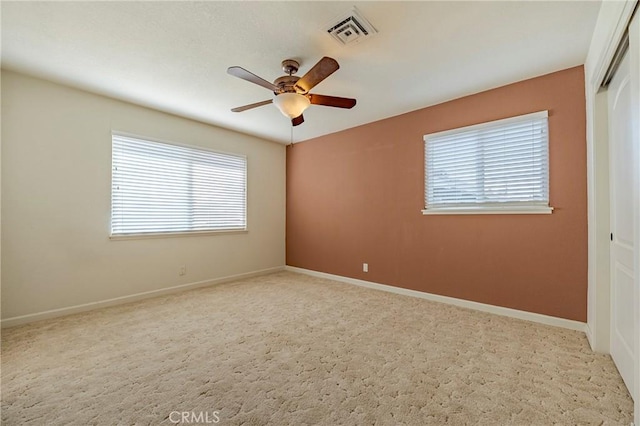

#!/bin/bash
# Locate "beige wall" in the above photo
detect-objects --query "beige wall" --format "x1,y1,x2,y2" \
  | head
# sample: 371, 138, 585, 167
287, 66, 588, 322
1, 70, 286, 320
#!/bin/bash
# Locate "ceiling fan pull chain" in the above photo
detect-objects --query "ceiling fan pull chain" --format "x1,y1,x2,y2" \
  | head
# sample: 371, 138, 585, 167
290, 124, 293, 146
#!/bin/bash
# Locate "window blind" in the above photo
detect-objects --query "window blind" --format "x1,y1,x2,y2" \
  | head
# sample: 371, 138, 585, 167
111, 134, 246, 236
424, 111, 549, 210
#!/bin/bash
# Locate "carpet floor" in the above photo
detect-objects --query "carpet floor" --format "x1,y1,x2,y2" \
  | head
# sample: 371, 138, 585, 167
1, 271, 633, 425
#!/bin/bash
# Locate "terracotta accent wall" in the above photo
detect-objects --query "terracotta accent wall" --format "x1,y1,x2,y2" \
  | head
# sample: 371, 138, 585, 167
286, 66, 587, 322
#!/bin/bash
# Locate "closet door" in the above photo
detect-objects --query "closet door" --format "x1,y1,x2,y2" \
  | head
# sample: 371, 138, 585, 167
608, 50, 636, 399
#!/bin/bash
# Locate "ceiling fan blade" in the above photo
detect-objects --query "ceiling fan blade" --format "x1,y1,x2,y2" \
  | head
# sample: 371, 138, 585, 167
308, 94, 356, 109
231, 99, 273, 112
227, 66, 280, 92
295, 57, 339, 93
292, 114, 304, 126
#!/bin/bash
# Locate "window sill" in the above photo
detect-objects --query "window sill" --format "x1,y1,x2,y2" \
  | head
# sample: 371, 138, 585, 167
109, 229, 248, 241
421, 206, 554, 215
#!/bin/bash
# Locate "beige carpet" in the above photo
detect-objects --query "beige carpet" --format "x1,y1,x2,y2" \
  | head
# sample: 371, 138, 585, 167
1, 271, 633, 425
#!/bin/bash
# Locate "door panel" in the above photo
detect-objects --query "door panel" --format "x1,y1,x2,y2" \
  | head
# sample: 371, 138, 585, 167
608, 51, 635, 399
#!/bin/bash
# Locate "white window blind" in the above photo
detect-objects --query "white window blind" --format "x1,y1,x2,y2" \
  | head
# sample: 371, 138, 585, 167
423, 111, 550, 213
111, 134, 246, 236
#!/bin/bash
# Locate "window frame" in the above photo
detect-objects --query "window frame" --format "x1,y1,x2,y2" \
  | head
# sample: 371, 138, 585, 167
110, 132, 248, 240
422, 111, 553, 215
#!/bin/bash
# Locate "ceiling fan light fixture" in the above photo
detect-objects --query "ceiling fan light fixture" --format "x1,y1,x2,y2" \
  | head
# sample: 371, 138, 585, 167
273, 93, 310, 118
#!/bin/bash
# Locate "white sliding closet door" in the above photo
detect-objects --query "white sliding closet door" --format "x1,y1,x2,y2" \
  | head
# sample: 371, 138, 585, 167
608, 48, 636, 400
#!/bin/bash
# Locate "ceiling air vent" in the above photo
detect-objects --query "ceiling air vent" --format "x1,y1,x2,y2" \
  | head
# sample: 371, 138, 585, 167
325, 7, 377, 46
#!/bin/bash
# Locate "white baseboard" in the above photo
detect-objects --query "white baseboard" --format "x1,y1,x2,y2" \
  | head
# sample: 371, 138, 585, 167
584, 322, 595, 349
286, 266, 588, 333
1, 266, 285, 328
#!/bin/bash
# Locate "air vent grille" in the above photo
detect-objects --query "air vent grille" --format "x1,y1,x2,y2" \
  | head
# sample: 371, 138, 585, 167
325, 7, 377, 46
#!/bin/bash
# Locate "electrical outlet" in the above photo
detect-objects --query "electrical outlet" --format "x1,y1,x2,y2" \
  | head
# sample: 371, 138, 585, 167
179, 266, 186, 276
363, 263, 368, 273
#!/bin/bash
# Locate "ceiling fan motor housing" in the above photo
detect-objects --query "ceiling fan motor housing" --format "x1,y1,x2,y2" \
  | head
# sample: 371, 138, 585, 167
274, 75, 301, 94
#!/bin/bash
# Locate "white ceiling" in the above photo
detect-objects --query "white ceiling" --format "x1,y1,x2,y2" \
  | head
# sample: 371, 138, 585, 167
1, 1, 601, 144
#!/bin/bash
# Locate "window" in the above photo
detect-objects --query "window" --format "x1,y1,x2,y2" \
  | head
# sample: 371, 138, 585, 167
423, 111, 552, 215
111, 134, 246, 237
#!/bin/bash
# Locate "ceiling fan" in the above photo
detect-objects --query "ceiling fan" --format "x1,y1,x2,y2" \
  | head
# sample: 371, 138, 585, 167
227, 57, 356, 126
